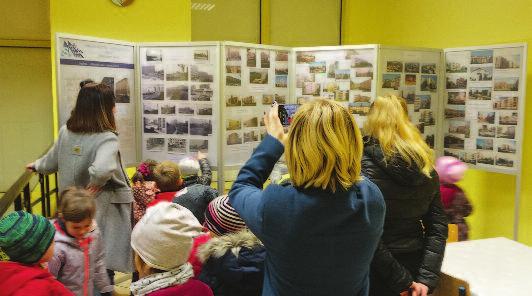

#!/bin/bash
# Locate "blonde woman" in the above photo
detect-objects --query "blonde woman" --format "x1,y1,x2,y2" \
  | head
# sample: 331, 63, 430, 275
362, 96, 448, 296
229, 99, 385, 296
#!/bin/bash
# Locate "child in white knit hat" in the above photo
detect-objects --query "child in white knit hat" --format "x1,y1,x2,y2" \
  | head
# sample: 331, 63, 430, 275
130, 202, 213, 296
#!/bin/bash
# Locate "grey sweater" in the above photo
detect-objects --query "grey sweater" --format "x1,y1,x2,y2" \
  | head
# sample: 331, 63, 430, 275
35, 126, 134, 272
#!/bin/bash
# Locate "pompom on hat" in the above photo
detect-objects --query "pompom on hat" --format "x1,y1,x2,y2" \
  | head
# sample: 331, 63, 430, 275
435, 156, 468, 184
178, 157, 200, 177
0, 211, 55, 264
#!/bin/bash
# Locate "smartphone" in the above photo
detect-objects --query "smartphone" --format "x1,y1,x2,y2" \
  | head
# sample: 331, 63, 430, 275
278, 104, 299, 126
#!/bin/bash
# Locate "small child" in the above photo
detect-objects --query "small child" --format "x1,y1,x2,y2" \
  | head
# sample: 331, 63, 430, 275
435, 156, 473, 241
48, 187, 113, 296
0, 211, 73, 296
130, 202, 213, 296
132, 159, 160, 225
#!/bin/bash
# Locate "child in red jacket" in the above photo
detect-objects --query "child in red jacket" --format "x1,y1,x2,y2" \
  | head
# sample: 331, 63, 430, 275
0, 211, 73, 296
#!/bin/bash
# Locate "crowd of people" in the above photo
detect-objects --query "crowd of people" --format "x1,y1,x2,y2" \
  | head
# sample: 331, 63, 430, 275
0, 81, 474, 296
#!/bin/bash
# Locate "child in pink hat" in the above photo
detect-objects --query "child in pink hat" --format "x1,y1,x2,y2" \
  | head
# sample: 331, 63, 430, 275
435, 156, 473, 241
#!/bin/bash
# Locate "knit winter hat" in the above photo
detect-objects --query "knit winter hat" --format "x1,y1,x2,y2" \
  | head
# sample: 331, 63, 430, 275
0, 211, 55, 264
131, 202, 203, 271
178, 157, 200, 177
204, 195, 246, 236
435, 156, 467, 184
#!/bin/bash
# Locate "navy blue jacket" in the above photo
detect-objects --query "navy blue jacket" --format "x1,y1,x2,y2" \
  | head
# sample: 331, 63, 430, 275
229, 135, 386, 296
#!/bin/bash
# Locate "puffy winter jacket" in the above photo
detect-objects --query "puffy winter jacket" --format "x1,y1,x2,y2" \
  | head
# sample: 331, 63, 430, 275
0, 261, 73, 296
361, 137, 448, 294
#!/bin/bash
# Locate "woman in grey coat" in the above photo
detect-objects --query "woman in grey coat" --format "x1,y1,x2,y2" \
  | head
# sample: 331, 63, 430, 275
28, 82, 134, 273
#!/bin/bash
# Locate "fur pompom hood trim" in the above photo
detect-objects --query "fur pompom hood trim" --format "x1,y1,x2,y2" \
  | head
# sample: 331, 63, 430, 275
197, 229, 263, 263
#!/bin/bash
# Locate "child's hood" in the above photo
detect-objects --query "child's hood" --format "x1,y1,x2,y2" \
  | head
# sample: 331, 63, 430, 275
0, 261, 55, 294
52, 219, 97, 247
197, 229, 263, 263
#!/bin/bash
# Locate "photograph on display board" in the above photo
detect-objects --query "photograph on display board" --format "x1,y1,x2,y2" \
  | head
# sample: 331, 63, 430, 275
324, 82, 339, 93
142, 65, 164, 81
143, 103, 158, 114
470, 50, 493, 64
260, 51, 271, 68
226, 73, 241, 86
462, 152, 478, 165
146, 138, 165, 151
247, 48, 256, 67
166, 64, 188, 81
191, 65, 214, 83
476, 138, 494, 150
226, 65, 241, 74
303, 82, 321, 96
353, 56, 372, 68
496, 154, 514, 167
405, 74, 416, 86
309, 61, 326, 73
275, 94, 287, 104
403, 89, 416, 104
425, 134, 435, 148
335, 69, 350, 80
191, 84, 213, 101
243, 131, 259, 143
494, 77, 519, 91
444, 149, 462, 159
470, 66, 493, 81
168, 138, 187, 154
161, 104, 176, 115
243, 116, 259, 128
115, 78, 130, 103
478, 111, 495, 124
143, 84, 164, 100
167, 84, 188, 101
275, 65, 289, 75
499, 111, 518, 125
249, 68, 269, 84
446, 52, 468, 73
386, 61, 403, 72
448, 120, 468, 135
495, 54, 520, 69
493, 95, 518, 110
417, 123, 425, 134
477, 151, 495, 165
446, 74, 468, 89
420, 75, 437, 92
497, 140, 516, 154
276, 51, 289, 62
276, 75, 288, 88
445, 106, 465, 119
414, 95, 431, 112
226, 95, 241, 107
242, 95, 257, 106
226, 118, 242, 131
447, 91, 466, 105
334, 90, 349, 102
478, 124, 496, 137
296, 73, 315, 88
469, 87, 492, 100
194, 50, 209, 62
226, 47, 241, 61
420, 110, 435, 126
144, 117, 166, 134
177, 105, 194, 115
348, 102, 371, 115
497, 126, 516, 139
382, 74, 401, 90
297, 52, 316, 63
190, 118, 212, 136
351, 78, 372, 92
227, 132, 243, 145
405, 62, 420, 73
197, 104, 213, 116
166, 119, 188, 135
262, 94, 274, 105
355, 67, 373, 78
146, 49, 162, 62
444, 134, 465, 149
421, 63, 437, 74
189, 139, 208, 153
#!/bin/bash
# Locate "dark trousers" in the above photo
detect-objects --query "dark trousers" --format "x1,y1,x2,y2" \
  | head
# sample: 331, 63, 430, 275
369, 250, 423, 296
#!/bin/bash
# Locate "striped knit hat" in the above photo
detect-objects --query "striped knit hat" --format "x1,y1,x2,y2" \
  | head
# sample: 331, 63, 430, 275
0, 211, 55, 264
204, 195, 246, 236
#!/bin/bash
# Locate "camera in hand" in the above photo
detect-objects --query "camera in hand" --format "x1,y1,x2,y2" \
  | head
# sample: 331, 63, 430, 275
278, 104, 299, 126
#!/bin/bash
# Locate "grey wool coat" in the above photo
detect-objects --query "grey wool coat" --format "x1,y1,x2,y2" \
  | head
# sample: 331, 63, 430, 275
35, 125, 134, 272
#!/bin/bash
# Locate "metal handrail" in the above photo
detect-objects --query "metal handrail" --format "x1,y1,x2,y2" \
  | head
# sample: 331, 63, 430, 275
0, 171, 34, 215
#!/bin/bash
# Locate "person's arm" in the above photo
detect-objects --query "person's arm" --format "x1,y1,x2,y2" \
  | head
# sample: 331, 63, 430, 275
88, 134, 119, 188
94, 230, 113, 294
417, 186, 449, 292
371, 240, 415, 294
47, 247, 64, 278
196, 156, 213, 186
33, 127, 66, 175
453, 189, 473, 218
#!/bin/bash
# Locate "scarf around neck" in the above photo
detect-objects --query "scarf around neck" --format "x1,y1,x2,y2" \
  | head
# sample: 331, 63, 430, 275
130, 262, 194, 296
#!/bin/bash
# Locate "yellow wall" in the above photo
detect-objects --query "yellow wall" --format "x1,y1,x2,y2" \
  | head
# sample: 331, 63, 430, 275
50, 0, 192, 131
343, 0, 532, 245
0, 0, 50, 41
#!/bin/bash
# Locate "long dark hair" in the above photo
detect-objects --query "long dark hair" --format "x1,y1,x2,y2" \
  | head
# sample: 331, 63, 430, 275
66, 83, 116, 133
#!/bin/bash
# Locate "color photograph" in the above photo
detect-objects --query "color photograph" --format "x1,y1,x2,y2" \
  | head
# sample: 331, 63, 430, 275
355, 68, 373, 78
225, 94, 242, 107
297, 52, 315, 63
448, 120, 467, 135
420, 75, 437, 92
351, 78, 372, 92
493, 96, 518, 110
478, 111, 496, 124
445, 106, 465, 119
261, 51, 270, 68
444, 134, 464, 149
421, 63, 437, 74
226, 47, 241, 61
382, 74, 401, 90
276, 75, 288, 88
249, 68, 269, 84
446, 75, 468, 89
469, 87, 492, 100
497, 126, 516, 139
335, 69, 350, 80
115, 78, 130, 103
497, 140, 516, 154
499, 111, 518, 125
477, 151, 495, 165
405, 74, 416, 86
478, 124, 496, 137
302, 82, 321, 96
309, 61, 326, 73
242, 95, 257, 106
470, 66, 493, 81
476, 138, 494, 150
226, 132, 243, 145
462, 152, 477, 165
226, 73, 241, 86
471, 49, 493, 64
414, 95, 431, 111
243, 131, 259, 143
420, 110, 435, 126
495, 54, 520, 69
386, 61, 403, 72
226, 118, 242, 131
494, 77, 519, 91
496, 155, 514, 167
275, 65, 289, 75
405, 62, 420, 73
353, 57, 372, 68
447, 91, 466, 105
276, 51, 289, 62
247, 48, 256, 67
262, 94, 274, 105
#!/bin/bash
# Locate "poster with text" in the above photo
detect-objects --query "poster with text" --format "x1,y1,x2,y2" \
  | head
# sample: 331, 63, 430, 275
140, 46, 219, 166
378, 48, 442, 149
443, 46, 525, 173
57, 36, 137, 164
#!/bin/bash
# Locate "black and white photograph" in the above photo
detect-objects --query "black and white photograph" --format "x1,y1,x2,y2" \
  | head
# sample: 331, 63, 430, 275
425, 134, 435, 148
243, 131, 259, 143
421, 63, 437, 74
226, 47, 241, 61
178, 105, 194, 115
161, 104, 176, 115
497, 140, 517, 154
420, 75, 437, 92
462, 152, 477, 165
477, 151, 495, 165
191, 84, 213, 101
191, 65, 214, 83
243, 116, 258, 128
143, 103, 158, 114
261, 51, 270, 68
447, 91, 466, 105
146, 49, 162, 62
478, 124, 496, 137
275, 65, 289, 75
496, 155, 514, 167
386, 61, 403, 72
142, 84, 164, 100
446, 74, 468, 89
194, 50, 209, 61
167, 84, 189, 101
405, 62, 420, 73
297, 52, 315, 63
262, 94, 274, 105
142, 65, 164, 81
275, 94, 286, 104
497, 126, 516, 139
190, 118, 212, 136
101, 77, 115, 98
166, 64, 188, 81
189, 139, 208, 152
495, 54, 520, 69
444, 134, 465, 149
166, 119, 189, 135
499, 111, 518, 125
494, 77, 519, 91
471, 49, 493, 64
226, 95, 242, 107
276, 51, 289, 62
470, 66, 493, 81
355, 68, 373, 78
226, 118, 242, 131
227, 132, 243, 145
197, 104, 213, 116
168, 138, 187, 154
242, 95, 257, 106
144, 117, 166, 134
247, 48, 256, 67
249, 68, 269, 84
146, 138, 164, 151
445, 105, 465, 119
493, 96, 518, 110
444, 149, 462, 159
115, 78, 130, 103
469, 87, 492, 100
478, 111, 496, 124
226, 74, 241, 86
476, 138, 493, 150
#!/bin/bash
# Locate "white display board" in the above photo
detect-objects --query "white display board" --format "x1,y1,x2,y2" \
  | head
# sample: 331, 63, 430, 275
138, 43, 220, 167
443, 44, 527, 175
377, 46, 442, 150
221, 42, 292, 168
293, 45, 378, 128
56, 34, 137, 165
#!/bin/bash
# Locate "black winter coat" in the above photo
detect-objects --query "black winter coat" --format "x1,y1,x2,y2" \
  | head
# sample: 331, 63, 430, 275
361, 137, 448, 294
